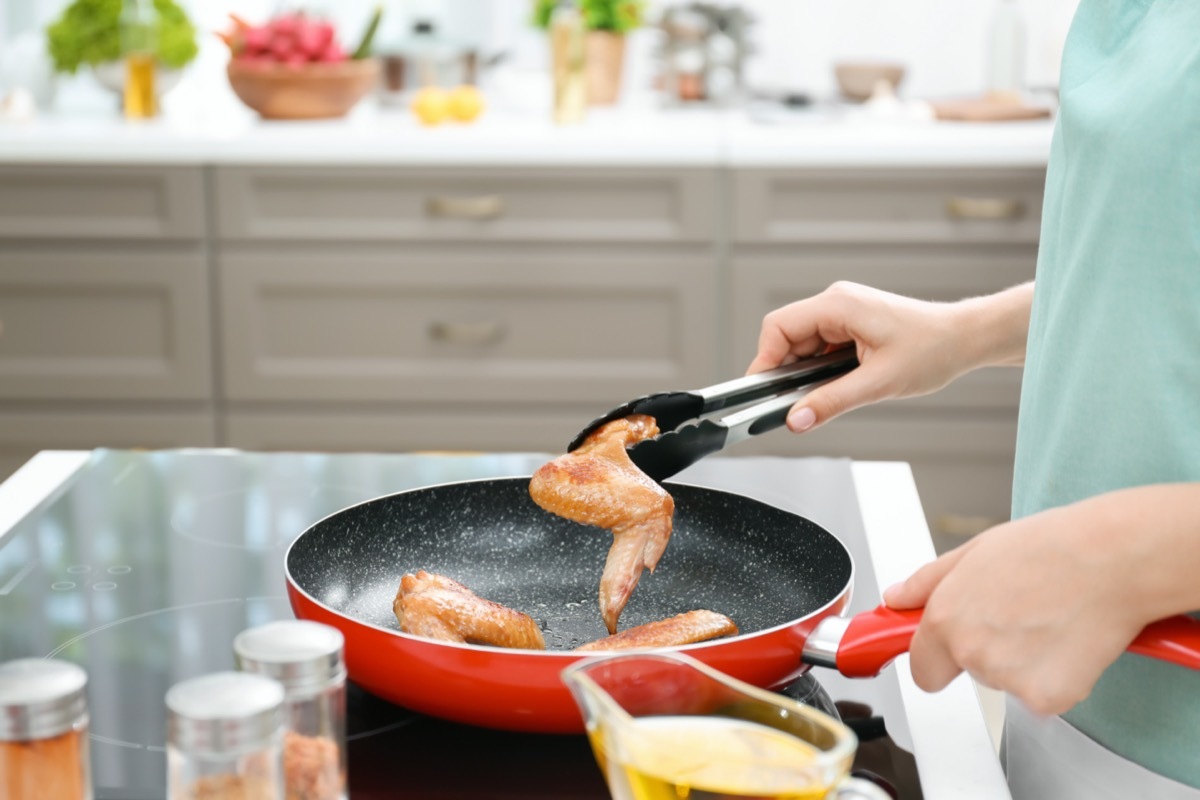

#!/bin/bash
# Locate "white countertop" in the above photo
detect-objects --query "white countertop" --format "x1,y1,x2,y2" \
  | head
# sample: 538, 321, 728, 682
0, 103, 1054, 168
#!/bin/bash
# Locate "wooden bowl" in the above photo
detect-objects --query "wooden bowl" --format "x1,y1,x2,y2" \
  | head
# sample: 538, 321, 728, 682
833, 61, 906, 103
227, 58, 381, 120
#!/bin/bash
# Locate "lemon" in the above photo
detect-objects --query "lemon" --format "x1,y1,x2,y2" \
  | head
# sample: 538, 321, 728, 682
447, 85, 485, 123
411, 87, 450, 126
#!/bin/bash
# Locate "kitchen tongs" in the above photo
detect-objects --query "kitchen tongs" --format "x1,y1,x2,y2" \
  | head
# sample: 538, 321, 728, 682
567, 350, 859, 482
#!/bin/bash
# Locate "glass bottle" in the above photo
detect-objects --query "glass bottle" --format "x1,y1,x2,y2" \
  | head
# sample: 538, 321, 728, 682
166, 672, 286, 800
0, 659, 92, 800
120, 0, 158, 119
987, 0, 1027, 101
235, 620, 347, 800
550, 0, 587, 124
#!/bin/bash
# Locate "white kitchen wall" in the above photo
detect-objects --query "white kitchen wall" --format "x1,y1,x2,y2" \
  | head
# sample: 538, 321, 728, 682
3, 0, 1080, 103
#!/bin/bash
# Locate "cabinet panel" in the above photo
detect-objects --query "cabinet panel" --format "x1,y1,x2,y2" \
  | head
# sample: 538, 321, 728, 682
215, 167, 717, 242
0, 411, 215, 482
0, 166, 205, 239
0, 249, 213, 400
734, 168, 1045, 243
731, 245, 1037, 409
225, 409, 580, 454
219, 250, 717, 403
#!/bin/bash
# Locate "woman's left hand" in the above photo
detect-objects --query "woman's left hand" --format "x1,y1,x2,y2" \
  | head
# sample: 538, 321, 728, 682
883, 496, 1157, 716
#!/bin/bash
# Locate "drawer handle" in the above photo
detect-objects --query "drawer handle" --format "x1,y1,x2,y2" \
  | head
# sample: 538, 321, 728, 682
934, 513, 1002, 538
945, 197, 1024, 220
428, 321, 507, 346
426, 195, 505, 220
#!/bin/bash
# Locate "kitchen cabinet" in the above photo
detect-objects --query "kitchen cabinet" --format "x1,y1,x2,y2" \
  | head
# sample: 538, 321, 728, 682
0, 160, 1045, 545
730, 168, 1043, 550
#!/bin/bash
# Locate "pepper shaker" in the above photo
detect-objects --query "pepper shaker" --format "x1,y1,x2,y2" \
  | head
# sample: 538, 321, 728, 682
235, 620, 347, 800
0, 658, 92, 800
166, 671, 286, 800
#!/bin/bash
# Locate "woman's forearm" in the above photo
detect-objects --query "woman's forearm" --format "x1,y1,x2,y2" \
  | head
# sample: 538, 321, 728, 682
950, 281, 1034, 370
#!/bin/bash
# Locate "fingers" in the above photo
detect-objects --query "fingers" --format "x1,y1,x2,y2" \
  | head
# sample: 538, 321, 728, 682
883, 540, 976, 609
746, 293, 855, 375
784, 362, 887, 432
908, 617, 964, 692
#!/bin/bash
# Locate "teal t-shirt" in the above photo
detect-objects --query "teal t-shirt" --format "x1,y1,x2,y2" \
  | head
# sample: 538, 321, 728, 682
1011, 0, 1200, 786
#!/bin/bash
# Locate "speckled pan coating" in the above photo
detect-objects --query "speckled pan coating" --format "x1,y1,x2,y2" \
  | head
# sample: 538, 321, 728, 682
287, 478, 852, 650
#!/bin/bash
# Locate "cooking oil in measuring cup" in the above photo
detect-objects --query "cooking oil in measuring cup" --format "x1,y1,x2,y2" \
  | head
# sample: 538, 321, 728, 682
591, 715, 832, 800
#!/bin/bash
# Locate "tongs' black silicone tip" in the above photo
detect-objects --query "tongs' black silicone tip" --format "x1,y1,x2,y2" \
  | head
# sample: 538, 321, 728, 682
566, 391, 705, 452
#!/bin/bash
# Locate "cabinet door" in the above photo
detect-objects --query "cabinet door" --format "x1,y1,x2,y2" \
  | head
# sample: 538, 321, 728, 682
734, 168, 1045, 244
215, 167, 718, 243
731, 244, 1037, 409
0, 248, 213, 400
0, 166, 205, 239
219, 248, 717, 404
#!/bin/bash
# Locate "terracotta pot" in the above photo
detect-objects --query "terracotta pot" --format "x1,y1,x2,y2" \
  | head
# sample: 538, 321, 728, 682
226, 58, 381, 120
585, 31, 626, 106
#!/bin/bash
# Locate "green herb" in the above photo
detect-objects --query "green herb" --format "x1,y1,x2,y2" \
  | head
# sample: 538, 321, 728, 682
46, 0, 198, 75
351, 5, 384, 60
532, 0, 646, 33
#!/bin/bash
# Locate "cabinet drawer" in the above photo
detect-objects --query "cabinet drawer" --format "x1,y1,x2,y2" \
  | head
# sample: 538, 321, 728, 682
734, 168, 1045, 243
0, 249, 213, 400
0, 411, 215, 482
731, 245, 1037, 409
0, 166, 205, 240
214, 167, 717, 243
225, 409, 583, 454
219, 250, 717, 403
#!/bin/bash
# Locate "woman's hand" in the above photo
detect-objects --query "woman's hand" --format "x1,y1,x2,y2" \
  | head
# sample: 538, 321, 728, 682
748, 281, 1032, 432
884, 485, 1200, 715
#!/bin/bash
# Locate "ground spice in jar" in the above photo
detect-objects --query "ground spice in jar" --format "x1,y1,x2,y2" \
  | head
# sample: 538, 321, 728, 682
0, 727, 90, 800
0, 658, 92, 800
283, 731, 343, 800
184, 773, 278, 800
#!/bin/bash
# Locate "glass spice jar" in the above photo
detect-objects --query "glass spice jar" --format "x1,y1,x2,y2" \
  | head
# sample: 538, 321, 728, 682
235, 621, 347, 800
166, 672, 286, 800
0, 658, 92, 800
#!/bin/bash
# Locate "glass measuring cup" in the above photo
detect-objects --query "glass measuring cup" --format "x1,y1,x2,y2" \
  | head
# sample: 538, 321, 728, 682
562, 652, 891, 800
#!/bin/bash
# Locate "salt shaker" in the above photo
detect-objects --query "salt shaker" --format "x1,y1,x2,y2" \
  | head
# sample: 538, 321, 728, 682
235, 620, 347, 800
166, 671, 286, 800
0, 658, 92, 800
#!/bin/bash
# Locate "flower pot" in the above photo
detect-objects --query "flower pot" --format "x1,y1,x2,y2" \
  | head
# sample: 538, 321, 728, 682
585, 31, 626, 106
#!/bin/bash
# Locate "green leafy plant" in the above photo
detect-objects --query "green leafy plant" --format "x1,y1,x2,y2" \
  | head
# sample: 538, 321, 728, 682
47, 0, 199, 75
533, 0, 646, 33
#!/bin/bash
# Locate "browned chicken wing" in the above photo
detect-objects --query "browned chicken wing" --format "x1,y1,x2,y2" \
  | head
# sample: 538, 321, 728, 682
575, 610, 739, 651
529, 415, 675, 634
393, 570, 546, 650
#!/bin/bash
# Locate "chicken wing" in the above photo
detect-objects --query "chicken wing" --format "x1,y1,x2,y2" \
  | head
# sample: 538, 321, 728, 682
528, 414, 675, 634
576, 610, 738, 651
393, 570, 546, 650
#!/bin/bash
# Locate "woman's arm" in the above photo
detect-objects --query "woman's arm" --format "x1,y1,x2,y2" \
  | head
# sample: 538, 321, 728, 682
747, 281, 1035, 432
884, 482, 1200, 715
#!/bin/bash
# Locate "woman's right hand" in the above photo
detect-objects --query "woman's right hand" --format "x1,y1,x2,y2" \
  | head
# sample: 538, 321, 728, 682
748, 281, 1010, 433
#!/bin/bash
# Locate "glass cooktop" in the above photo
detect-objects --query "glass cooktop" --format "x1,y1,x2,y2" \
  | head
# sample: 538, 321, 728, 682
0, 449, 919, 799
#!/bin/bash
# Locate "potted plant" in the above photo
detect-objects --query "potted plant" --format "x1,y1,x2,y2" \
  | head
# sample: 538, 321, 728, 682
534, 0, 645, 105
46, 0, 198, 97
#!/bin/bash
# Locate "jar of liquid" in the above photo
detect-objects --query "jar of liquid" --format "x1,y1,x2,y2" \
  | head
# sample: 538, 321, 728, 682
235, 620, 347, 800
166, 672, 286, 800
0, 658, 92, 800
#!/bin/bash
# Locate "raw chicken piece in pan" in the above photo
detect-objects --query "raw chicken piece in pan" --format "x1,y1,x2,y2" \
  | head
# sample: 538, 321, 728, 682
393, 570, 546, 650
528, 415, 674, 634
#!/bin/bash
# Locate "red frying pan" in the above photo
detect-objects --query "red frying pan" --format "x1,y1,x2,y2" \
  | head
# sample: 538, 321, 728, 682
285, 477, 1200, 733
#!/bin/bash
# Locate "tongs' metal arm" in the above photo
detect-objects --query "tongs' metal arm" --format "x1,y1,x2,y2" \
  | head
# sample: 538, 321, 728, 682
693, 350, 859, 414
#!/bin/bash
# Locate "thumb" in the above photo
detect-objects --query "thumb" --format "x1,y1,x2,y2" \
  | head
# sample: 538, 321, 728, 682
785, 366, 884, 432
883, 541, 975, 609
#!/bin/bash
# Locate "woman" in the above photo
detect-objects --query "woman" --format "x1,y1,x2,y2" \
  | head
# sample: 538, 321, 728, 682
747, 2, 1200, 796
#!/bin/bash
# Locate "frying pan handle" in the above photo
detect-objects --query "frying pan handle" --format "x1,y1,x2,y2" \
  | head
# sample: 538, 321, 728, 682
1128, 614, 1200, 669
834, 606, 923, 678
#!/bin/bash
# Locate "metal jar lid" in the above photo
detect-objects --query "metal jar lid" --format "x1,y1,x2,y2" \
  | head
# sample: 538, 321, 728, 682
166, 672, 284, 757
0, 658, 89, 742
234, 620, 346, 697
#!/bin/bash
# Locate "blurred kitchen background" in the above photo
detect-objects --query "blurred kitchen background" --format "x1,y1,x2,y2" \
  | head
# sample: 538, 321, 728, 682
0, 0, 1077, 553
